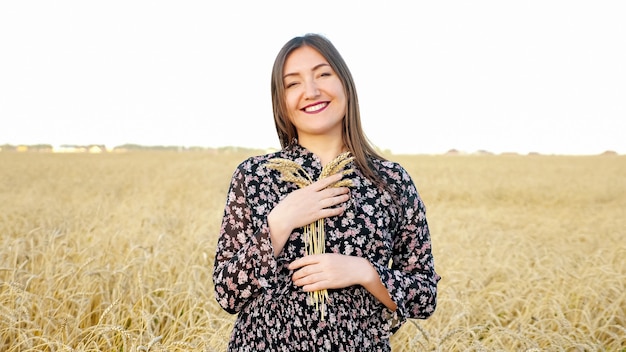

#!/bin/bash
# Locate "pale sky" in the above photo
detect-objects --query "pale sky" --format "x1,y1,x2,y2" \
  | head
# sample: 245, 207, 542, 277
1, 1, 624, 155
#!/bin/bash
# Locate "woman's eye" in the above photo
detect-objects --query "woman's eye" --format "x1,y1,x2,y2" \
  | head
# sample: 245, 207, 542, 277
285, 81, 299, 88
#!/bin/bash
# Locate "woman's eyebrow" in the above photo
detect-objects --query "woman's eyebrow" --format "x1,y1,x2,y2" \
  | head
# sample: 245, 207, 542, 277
283, 63, 331, 79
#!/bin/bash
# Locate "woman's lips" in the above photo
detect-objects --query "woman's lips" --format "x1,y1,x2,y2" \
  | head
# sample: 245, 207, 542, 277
302, 102, 329, 113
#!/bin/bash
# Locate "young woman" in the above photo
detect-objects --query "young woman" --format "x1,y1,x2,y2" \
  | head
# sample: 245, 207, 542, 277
213, 33, 440, 351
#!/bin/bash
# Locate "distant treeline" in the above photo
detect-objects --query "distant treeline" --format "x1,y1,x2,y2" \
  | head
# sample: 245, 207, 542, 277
1, 144, 620, 156
0, 144, 271, 154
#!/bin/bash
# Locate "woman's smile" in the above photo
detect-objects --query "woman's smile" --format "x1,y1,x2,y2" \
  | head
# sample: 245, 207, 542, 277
302, 102, 329, 113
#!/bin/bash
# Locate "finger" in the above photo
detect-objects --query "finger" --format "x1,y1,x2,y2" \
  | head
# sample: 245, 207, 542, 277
324, 186, 350, 197
320, 205, 346, 219
288, 254, 320, 270
311, 173, 343, 190
291, 267, 316, 283
320, 192, 350, 209
291, 262, 326, 283
301, 279, 331, 292
293, 273, 325, 288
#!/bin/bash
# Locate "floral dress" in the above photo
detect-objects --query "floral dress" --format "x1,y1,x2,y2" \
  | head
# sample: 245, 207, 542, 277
213, 144, 440, 351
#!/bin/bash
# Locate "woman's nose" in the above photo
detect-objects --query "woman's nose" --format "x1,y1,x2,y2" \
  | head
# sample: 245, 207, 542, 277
304, 80, 320, 99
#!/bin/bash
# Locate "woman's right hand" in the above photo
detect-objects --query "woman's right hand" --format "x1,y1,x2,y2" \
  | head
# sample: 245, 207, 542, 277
267, 173, 350, 257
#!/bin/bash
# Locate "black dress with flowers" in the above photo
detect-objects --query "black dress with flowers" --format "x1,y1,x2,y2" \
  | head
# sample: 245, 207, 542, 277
213, 144, 440, 352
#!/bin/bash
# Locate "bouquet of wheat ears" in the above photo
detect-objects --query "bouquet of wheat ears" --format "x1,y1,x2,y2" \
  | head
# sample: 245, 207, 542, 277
265, 151, 355, 320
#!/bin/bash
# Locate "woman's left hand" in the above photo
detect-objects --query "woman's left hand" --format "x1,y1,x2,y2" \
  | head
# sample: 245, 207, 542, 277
288, 253, 375, 292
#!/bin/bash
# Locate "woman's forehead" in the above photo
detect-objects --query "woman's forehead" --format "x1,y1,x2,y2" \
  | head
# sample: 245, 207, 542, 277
283, 46, 329, 74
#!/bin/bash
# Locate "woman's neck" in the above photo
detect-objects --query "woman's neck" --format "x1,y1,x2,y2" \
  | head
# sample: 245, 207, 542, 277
298, 135, 346, 166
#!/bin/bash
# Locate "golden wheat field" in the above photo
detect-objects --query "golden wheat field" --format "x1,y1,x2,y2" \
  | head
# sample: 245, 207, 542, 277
0, 151, 624, 351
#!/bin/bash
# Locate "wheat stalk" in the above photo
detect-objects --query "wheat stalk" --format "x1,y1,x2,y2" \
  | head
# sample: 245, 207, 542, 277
266, 151, 354, 320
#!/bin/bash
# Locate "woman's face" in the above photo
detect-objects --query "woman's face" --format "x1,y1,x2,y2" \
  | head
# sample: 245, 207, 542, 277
282, 46, 347, 141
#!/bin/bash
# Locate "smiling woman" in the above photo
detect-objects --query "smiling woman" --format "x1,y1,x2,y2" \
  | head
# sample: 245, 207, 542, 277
281, 46, 347, 153
212, 33, 440, 351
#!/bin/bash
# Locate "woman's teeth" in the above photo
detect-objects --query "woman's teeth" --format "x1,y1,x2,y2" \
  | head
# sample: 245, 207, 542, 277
304, 102, 327, 112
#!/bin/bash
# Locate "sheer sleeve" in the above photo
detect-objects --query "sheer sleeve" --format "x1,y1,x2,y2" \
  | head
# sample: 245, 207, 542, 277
212, 161, 277, 314
372, 166, 440, 323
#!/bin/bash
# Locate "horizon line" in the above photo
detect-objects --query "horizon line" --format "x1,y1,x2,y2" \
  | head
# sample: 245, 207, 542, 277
0, 143, 622, 157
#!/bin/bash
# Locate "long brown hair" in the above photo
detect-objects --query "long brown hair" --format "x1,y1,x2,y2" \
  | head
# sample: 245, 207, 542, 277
270, 33, 387, 184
